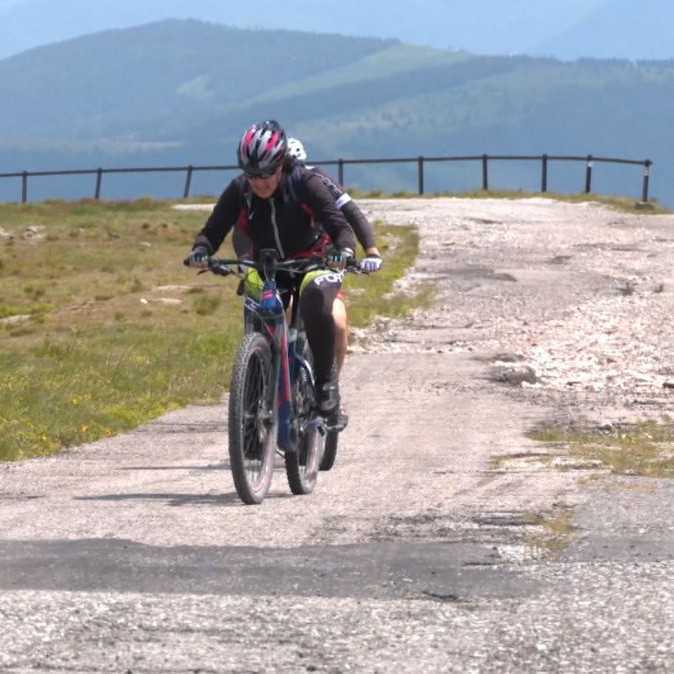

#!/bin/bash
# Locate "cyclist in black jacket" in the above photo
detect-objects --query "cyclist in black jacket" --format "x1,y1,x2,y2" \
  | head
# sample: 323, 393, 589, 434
184, 120, 355, 414
234, 137, 383, 377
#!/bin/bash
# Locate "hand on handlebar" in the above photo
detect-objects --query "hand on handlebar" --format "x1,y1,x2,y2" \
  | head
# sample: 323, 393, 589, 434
326, 246, 355, 271
183, 246, 209, 269
360, 254, 383, 273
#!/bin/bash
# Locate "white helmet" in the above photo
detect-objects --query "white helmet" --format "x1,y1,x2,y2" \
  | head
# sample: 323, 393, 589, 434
287, 137, 308, 162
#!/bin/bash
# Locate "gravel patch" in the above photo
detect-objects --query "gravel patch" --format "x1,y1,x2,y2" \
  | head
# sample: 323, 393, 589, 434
353, 197, 674, 419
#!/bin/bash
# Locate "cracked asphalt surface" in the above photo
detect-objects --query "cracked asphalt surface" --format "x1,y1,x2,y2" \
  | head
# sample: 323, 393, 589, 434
1, 198, 673, 673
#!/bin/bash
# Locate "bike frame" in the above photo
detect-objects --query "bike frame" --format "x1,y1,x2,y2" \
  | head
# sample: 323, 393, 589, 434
243, 284, 314, 453
204, 250, 356, 456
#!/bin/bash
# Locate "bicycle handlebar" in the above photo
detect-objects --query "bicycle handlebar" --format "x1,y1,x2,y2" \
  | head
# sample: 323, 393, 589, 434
204, 255, 364, 278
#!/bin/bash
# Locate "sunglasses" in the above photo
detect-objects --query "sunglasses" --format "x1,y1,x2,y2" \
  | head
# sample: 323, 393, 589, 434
245, 167, 280, 180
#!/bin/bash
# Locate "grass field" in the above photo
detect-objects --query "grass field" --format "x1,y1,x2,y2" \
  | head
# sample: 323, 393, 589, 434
0, 198, 423, 461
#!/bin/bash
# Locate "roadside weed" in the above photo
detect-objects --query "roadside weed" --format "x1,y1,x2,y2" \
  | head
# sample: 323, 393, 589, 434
346, 225, 434, 327
529, 421, 674, 478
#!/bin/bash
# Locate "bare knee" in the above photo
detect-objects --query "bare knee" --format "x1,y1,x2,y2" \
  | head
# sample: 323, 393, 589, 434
333, 297, 347, 336
333, 298, 347, 374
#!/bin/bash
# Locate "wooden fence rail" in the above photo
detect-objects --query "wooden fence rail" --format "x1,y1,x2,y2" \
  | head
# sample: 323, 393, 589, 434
0, 154, 653, 203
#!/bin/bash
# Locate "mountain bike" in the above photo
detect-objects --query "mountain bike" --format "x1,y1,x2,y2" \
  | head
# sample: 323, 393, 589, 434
204, 249, 357, 504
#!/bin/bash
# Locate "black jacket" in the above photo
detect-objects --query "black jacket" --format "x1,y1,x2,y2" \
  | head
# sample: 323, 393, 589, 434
308, 165, 375, 250
193, 163, 355, 258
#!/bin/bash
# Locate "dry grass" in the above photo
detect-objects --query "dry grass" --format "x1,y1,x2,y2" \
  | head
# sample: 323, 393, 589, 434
526, 508, 577, 558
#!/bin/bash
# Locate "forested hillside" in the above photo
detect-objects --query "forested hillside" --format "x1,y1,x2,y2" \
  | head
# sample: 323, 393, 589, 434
0, 20, 672, 204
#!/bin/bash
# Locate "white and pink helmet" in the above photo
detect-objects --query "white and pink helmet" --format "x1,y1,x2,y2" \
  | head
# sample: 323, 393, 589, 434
237, 120, 288, 177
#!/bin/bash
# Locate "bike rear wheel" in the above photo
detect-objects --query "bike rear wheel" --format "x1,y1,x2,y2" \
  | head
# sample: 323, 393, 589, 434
285, 356, 323, 494
319, 363, 341, 471
285, 419, 323, 494
228, 333, 276, 504
320, 426, 339, 471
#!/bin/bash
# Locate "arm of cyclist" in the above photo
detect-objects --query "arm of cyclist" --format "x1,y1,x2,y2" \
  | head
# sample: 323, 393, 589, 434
302, 172, 356, 254
311, 167, 376, 249
340, 199, 375, 251
310, 166, 382, 272
340, 201, 383, 272
184, 180, 241, 267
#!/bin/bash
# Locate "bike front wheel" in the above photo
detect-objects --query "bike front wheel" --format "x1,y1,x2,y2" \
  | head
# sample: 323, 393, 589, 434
228, 332, 276, 504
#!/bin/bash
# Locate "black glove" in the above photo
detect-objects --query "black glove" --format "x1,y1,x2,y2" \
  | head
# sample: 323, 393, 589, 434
183, 246, 209, 268
326, 246, 354, 270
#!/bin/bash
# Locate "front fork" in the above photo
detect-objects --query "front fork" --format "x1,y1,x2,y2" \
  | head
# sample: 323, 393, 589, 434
254, 304, 297, 453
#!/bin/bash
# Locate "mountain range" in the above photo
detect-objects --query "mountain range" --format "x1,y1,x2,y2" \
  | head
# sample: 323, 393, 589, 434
3, 0, 661, 61
0, 19, 672, 205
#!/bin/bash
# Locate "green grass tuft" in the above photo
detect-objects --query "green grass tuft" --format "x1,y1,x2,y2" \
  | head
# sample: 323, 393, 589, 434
529, 420, 674, 478
192, 293, 222, 316
346, 226, 434, 327
526, 508, 577, 558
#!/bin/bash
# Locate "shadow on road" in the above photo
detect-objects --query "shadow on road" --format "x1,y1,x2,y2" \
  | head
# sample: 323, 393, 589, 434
73, 492, 243, 507
118, 463, 229, 471
73, 488, 295, 507
133, 421, 226, 434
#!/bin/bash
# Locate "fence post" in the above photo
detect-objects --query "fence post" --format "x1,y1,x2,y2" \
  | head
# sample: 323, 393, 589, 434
585, 155, 593, 194
541, 154, 548, 193
183, 165, 194, 199
482, 154, 489, 191
642, 160, 652, 202
94, 168, 103, 200
417, 156, 424, 195
21, 171, 28, 203
338, 159, 344, 186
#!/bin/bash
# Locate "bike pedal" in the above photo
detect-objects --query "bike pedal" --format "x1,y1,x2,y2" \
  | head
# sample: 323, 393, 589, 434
313, 419, 328, 436
327, 412, 349, 433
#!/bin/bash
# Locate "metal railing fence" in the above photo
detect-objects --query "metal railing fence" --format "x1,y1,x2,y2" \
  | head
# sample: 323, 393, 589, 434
0, 153, 653, 203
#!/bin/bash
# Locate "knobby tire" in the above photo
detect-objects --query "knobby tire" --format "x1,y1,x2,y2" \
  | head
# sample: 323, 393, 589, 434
320, 428, 339, 471
228, 332, 275, 504
319, 362, 340, 471
285, 349, 322, 494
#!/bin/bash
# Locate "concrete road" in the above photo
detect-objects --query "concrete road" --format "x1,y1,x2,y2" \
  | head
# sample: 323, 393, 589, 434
1, 198, 673, 673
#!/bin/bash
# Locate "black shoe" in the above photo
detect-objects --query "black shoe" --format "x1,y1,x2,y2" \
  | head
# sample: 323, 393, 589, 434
317, 378, 339, 415
327, 406, 349, 432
